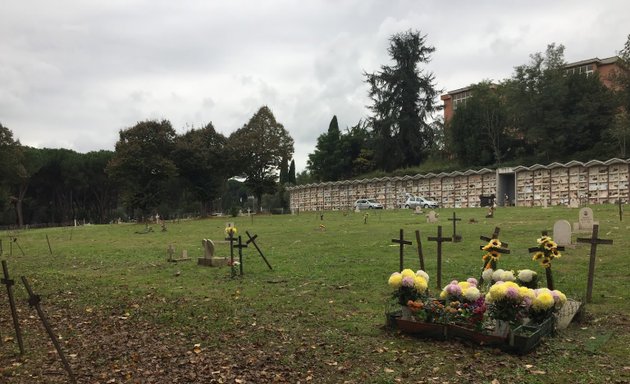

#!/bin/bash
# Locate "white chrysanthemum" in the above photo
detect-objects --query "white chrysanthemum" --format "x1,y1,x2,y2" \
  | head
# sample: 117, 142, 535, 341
492, 269, 505, 282
518, 269, 536, 283
463, 287, 481, 301
482, 268, 494, 282
500, 270, 516, 281
416, 270, 429, 282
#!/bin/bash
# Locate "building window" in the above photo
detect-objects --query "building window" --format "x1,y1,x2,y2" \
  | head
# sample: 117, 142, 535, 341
452, 90, 472, 110
566, 64, 594, 76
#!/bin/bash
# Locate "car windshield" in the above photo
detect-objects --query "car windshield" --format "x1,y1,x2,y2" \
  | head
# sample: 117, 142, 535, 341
367, 199, 378, 203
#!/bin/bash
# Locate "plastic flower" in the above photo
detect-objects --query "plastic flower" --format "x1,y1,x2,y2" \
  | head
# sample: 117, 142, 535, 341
401, 269, 415, 279
416, 270, 430, 282
225, 226, 238, 236
388, 272, 402, 288
517, 269, 536, 283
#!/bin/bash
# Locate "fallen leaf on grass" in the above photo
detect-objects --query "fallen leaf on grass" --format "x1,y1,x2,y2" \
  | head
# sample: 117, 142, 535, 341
193, 344, 201, 354
532, 370, 546, 375
384, 368, 394, 373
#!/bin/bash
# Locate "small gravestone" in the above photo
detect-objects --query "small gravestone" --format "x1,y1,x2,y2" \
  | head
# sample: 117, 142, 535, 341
198, 239, 227, 266
414, 206, 423, 215
167, 244, 190, 262
573, 207, 598, 233
355, 206, 361, 213
569, 198, 579, 208
426, 210, 439, 223
542, 199, 549, 209
553, 220, 572, 247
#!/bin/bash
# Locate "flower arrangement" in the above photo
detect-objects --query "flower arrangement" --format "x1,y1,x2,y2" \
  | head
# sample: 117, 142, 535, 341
481, 268, 515, 285
225, 225, 238, 238
439, 278, 486, 330
481, 238, 503, 271
440, 278, 481, 303
484, 281, 529, 322
526, 288, 567, 323
531, 236, 561, 268
388, 269, 429, 306
516, 269, 539, 289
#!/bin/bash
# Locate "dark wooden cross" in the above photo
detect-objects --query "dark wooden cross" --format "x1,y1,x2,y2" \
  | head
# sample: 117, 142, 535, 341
246, 231, 273, 270
1, 261, 24, 355
233, 236, 248, 277
414, 230, 425, 271
577, 224, 613, 303
225, 231, 236, 267
479, 227, 508, 248
448, 212, 462, 242
618, 199, 623, 221
527, 230, 565, 290
391, 229, 413, 272
428, 226, 452, 289
21, 276, 76, 383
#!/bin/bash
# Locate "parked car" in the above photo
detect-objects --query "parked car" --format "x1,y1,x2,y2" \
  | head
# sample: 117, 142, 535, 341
404, 196, 439, 209
354, 198, 384, 209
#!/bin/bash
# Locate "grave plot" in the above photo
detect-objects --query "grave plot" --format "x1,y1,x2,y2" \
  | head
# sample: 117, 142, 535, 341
385, 225, 595, 354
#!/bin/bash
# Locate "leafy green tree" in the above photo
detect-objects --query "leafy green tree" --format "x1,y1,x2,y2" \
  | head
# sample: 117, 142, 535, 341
365, 30, 440, 171
173, 123, 229, 215
10, 146, 44, 227
106, 120, 178, 218
229, 106, 294, 211
0, 123, 19, 213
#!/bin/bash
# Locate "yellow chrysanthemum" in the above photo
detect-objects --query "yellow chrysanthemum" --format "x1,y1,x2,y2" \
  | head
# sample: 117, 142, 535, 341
518, 286, 535, 300
458, 281, 470, 291
440, 290, 448, 299
489, 283, 508, 300
401, 269, 415, 279
388, 273, 402, 288
532, 292, 555, 311
414, 276, 428, 292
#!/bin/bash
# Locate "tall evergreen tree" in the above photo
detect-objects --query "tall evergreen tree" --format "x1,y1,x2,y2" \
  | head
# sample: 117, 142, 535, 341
307, 116, 344, 181
365, 30, 440, 171
288, 159, 296, 184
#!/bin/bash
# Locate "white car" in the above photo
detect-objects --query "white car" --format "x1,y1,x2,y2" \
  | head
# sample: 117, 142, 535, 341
404, 196, 438, 209
354, 199, 384, 209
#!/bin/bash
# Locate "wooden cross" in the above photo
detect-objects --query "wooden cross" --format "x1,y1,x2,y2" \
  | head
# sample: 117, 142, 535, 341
618, 199, 623, 221
414, 230, 425, 271
428, 226, 452, 289
233, 236, 248, 277
391, 229, 413, 272
479, 227, 508, 248
225, 231, 236, 267
246, 231, 273, 270
577, 224, 613, 303
1, 261, 24, 355
448, 212, 462, 242
527, 231, 565, 290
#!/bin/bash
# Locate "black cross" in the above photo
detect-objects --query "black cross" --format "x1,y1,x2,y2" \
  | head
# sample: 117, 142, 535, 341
225, 231, 236, 266
480, 227, 508, 248
618, 199, 623, 221
391, 229, 413, 272
246, 231, 273, 270
527, 231, 565, 290
414, 230, 425, 271
1, 261, 24, 355
577, 224, 613, 303
428, 226, 452, 289
233, 236, 248, 277
448, 212, 462, 242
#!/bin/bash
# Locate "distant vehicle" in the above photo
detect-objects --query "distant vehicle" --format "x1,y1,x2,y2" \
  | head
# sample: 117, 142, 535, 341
354, 199, 384, 209
403, 196, 439, 209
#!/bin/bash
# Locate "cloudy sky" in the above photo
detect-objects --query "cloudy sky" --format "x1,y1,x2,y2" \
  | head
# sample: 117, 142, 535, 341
1, 1, 628, 172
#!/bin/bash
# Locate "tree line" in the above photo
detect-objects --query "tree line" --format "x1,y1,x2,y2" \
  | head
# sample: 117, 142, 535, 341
0, 106, 295, 227
304, 33, 630, 183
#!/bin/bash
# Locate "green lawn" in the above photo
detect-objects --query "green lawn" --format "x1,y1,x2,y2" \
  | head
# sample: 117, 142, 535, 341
1, 206, 629, 383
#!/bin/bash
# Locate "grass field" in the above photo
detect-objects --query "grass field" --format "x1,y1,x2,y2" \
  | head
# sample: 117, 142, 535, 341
0, 205, 629, 383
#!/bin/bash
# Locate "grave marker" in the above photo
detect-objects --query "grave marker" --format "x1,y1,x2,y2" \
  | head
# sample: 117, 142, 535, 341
245, 231, 273, 270
428, 226, 452, 289
577, 225, 613, 303
479, 227, 510, 282
21, 276, 76, 384
391, 229, 412, 272
426, 210, 439, 223
233, 236, 248, 277
553, 220, 572, 247
197, 239, 227, 266
1, 261, 24, 355
528, 231, 565, 290
573, 207, 598, 233
167, 244, 191, 263
618, 199, 623, 221
414, 230, 425, 271
448, 212, 462, 242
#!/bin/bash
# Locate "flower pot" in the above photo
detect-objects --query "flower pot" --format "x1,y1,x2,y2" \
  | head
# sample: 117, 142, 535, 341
448, 324, 507, 346
492, 319, 511, 337
508, 317, 555, 354
396, 319, 447, 340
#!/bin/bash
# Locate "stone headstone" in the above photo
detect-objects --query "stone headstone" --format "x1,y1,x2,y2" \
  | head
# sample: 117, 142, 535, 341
167, 244, 175, 261
573, 207, 598, 233
426, 210, 439, 223
553, 220, 572, 246
414, 206, 423, 215
198, 239, 228, 267
569, 198, 579, 208
355, 206, 360, 213
542, 199, 549, 209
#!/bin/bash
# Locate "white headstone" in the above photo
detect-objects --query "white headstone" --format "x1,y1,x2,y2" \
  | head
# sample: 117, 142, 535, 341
569, 198, 579, 208
414, 206, 423, 215
355, 206, 361, 213
553, 220, 572, 246
574, 207, 598, 232
426, 210, 439, 223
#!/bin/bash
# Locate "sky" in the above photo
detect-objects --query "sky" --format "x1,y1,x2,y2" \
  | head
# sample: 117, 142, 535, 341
1, 1, 629, 172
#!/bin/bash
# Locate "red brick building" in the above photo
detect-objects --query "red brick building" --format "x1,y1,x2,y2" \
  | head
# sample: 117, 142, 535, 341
440, 56, 623, 123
